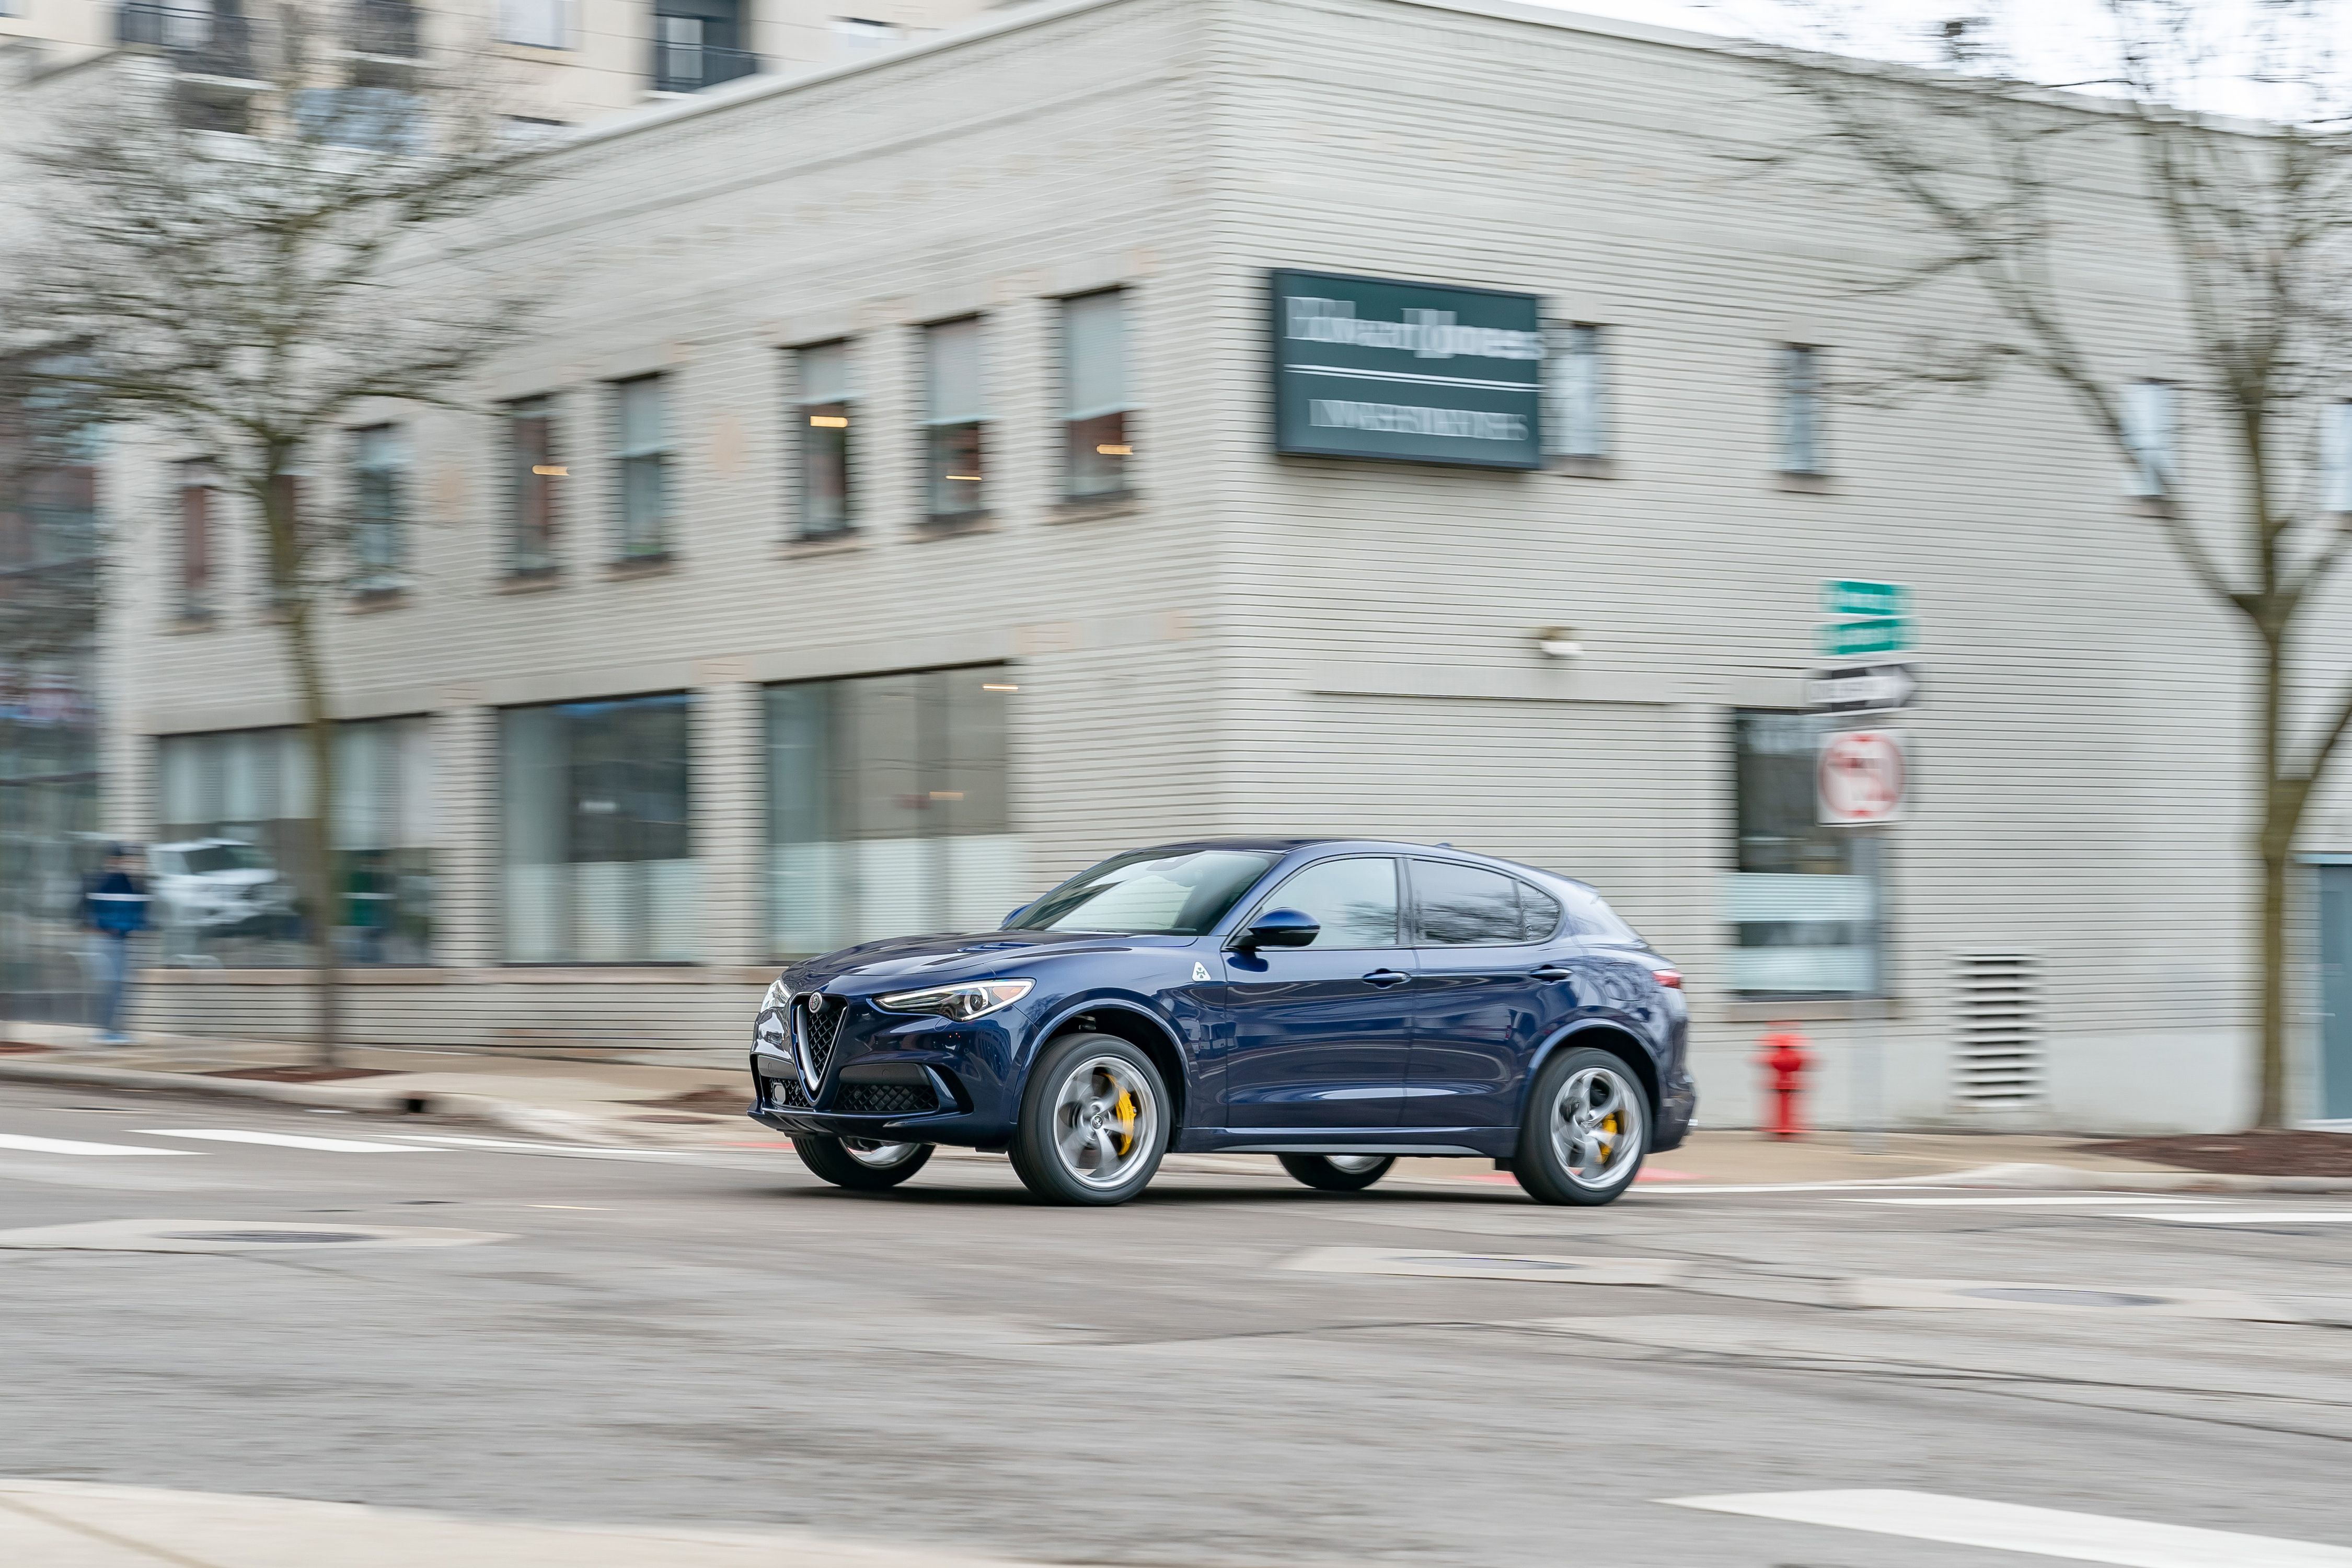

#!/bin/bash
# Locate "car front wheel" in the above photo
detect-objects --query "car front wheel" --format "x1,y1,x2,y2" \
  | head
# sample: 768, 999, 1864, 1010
792, 1135, 933, 1191
1513, 1046, 1648, 1206
1009, 1032, 1170, 1205
1277, 1153, 1395, 1192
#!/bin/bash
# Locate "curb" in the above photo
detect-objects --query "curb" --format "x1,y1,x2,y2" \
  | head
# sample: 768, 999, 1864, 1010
0, 1056, 606, 1143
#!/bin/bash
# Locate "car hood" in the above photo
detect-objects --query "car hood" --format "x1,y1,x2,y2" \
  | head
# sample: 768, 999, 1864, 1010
784, 929, 1202, 995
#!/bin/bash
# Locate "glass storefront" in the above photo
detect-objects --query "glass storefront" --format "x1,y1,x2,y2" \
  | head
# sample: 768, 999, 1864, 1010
153, 718, 435, 967
765, 666, 1022, 954
1726, 709, 1881, 997
502, 693, 695, 962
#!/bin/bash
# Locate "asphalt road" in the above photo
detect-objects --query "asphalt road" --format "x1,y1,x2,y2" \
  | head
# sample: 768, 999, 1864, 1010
5, 1080, 2351, 1568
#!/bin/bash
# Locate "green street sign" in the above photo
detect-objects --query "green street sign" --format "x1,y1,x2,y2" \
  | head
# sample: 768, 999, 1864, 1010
1817, 579, 1915, 658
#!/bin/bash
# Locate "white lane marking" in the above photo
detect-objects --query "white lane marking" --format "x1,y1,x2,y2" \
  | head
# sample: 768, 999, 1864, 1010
1630, 1182, 1986, 1194
1850, 1195, 2218, 1207
1665, 1488, 2352, 1567
2109, 1210, 2352, 1225
0, 1133, 193, 1158
134, 1129, 435, 1154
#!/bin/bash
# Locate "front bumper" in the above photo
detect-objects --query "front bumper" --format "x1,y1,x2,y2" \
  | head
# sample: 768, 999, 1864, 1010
746, 994, 1031, 1149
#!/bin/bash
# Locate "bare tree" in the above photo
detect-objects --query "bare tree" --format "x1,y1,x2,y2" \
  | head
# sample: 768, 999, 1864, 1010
2, 14, 548, 1062
1757, 2, 2352, 1126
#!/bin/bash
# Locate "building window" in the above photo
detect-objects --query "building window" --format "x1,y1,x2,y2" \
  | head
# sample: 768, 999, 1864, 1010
795, 341, 855, 538
2324, 400, 2352, 515
508, 396, 560, 574
614, 375, 668, 561
350, 424, 406, 591
501, 693, 695, 963
176, 463, 214, 619
1726, 710, 1880, 998
923, 318, 986, 521
1544, 324, 1608, 461
652, 0, 754, 93
765, 666, 1020, 955
1062, 291, 1131, 500
2122, 379, 2176, 499
1777, 345, 1824, 475
498, 0, 568, 48
154, 718, 435, 968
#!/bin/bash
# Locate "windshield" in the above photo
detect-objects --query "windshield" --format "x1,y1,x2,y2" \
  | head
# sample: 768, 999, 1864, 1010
180, 845, 270, 875
1008, 848, 1281, 936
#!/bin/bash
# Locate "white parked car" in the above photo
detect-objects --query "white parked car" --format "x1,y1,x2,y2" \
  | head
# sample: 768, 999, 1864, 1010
146, 839, 295, 932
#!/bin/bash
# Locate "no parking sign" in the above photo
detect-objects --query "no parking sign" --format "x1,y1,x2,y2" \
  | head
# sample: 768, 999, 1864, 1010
1818, 729, 1907, 825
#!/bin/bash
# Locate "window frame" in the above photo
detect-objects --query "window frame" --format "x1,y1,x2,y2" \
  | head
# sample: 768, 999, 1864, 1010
612, 373, 670, 562
2123, 378, 2178, 500
792, 339, 857, 539
175, 460, 215, 619
921, 316, 988, 523
349, 423, 407, 592
1238, 854, 1405, 951
1059, 289, 1133, 502
506, 394, 561, 576
496, 0, 570, 49
1543, 322, 1609, 462
1776, 344, 1826, 476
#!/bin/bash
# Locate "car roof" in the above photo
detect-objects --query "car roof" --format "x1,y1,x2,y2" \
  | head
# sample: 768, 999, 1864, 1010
1123, 837, 1604, 894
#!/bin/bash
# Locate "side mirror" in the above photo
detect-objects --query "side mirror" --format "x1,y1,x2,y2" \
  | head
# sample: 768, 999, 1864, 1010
1004, 905, 1028, 926
1234, 908, 1320, 951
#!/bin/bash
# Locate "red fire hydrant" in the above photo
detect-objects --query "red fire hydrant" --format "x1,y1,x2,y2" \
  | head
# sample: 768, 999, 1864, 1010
1758, 1025, 1812, 1140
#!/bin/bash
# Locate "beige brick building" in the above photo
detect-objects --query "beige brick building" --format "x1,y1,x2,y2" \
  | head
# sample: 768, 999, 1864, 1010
91, 0, 2352, 1132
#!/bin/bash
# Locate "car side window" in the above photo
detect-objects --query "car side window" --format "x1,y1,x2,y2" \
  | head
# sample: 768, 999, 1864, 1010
1258, 857, 1401, 948
1517, 881, 1564, 941
1412, 859, 1524, 946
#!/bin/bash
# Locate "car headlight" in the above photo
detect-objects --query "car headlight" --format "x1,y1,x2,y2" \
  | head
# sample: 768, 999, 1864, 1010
874, 979, 1033, 1020
762, 976, 792, 1013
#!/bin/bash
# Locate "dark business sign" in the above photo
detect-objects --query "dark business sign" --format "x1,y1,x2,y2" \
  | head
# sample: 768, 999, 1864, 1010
1270, 269, 1544, 470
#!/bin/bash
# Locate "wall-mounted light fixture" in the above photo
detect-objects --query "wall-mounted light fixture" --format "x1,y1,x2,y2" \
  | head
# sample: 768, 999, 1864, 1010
1535, 626, 1583, 659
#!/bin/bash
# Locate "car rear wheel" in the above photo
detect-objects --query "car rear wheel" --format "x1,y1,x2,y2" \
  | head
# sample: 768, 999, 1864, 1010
1277, 1153, 1396, 1192
791, 1135, 933, 1191
1009, 1032, 1170, 1205
1513, 1046, 1647, 1206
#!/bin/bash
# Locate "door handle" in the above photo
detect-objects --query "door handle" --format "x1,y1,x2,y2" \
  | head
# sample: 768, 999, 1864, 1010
1361, 969, 1411, 987
1529, 966, 1574, 982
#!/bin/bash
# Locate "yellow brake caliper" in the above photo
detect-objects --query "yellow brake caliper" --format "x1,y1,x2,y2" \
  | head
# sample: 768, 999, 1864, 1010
1113, 1088, 1138, 1154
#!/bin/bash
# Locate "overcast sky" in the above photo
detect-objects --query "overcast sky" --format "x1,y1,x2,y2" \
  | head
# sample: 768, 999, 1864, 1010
1516, 0, 2352, 118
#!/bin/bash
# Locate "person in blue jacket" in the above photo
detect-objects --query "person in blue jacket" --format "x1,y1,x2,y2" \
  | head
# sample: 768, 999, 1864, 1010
80, 844, 149, 1044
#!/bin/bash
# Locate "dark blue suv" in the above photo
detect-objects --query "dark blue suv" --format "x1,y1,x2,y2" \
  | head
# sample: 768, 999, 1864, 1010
748, 839, 1694, 1206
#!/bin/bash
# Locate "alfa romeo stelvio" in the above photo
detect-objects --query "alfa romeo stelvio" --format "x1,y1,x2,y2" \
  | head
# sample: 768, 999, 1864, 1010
748, 839, 1695, 1206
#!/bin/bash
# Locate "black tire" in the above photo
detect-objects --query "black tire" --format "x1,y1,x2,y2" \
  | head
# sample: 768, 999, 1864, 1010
1513, 1045, 1649, 1206
1008, 1032, 1171, 1205
791, 1135, 933, 1191
1278, 1153, 1396, 1192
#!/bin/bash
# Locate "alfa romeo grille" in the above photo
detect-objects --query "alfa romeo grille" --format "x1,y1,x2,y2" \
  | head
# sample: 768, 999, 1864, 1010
795, 998, 843, 1084
837, 1081, 936, 1116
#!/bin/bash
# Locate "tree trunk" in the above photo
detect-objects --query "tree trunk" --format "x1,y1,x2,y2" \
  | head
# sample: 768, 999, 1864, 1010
281, 601, 341, 1068
2258, 836, 2291, 1129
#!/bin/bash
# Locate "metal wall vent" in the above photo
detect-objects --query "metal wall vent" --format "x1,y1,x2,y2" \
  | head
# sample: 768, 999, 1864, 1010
1954, 953, 2043, 1107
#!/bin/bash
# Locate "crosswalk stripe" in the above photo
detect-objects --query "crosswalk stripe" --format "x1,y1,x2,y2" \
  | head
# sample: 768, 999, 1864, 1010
0, 1133, 193, 1158
1850, 1196, 2218, 1207
1665, 1489, 2352, 1567
2108, 1210, 2352, 1225
133, 1129, 434, 1154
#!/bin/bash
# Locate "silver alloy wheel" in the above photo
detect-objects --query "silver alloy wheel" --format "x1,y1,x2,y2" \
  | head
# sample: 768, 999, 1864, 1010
840, 1138, 920, 1169
1324, 1155, 1388, 1174
1051, 1054, 1158, 1189
1549, 1064, 1644, 1189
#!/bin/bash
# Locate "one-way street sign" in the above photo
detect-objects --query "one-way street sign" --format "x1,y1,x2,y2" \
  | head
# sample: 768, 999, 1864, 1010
1807, 663, 1920, 714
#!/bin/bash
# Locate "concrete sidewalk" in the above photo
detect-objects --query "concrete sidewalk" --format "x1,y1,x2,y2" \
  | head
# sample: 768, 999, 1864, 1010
4, 1021, 2345, 1190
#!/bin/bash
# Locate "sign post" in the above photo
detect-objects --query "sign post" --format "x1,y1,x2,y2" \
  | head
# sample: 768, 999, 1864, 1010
1812, 580, 1917, 1153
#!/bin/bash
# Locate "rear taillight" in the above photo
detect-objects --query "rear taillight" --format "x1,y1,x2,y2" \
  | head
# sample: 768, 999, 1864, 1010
1653, 969, 1683, 989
